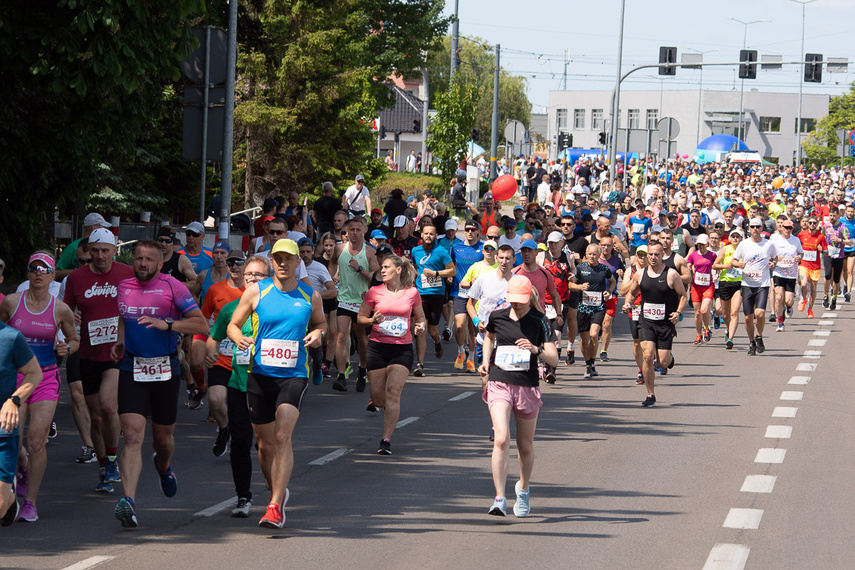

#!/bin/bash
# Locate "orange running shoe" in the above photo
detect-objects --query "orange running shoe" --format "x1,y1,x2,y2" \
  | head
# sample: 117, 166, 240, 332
807, 309, 815, 319
454, 353, 465, 370
798, 298, 806, 312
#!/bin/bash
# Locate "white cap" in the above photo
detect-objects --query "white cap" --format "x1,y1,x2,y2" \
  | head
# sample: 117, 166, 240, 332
695, 233, 709, 245
546, 231, 564, 243
88, 228, 117, 246
186, 221, 205, 234
445, 219, 458, 231
84, 213, 111, 228
393, 215, 409, 228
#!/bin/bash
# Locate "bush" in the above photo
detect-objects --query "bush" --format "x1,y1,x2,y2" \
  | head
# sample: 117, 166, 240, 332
373, 171, 450, 203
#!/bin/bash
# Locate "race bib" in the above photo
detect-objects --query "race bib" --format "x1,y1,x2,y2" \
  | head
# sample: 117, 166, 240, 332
338, 302, 361, 313
631, 305, 641, 321
378, 316, 409, 337
133, 356, 172, 382
259, 339, 299, 368
725, 268, 743, 279
420, 273, 443, 289
545, 305, 557, 320
235, 347, 251, 366
777, 257, 794, 269
694, 272, 711, 287
745, 270, 763, 281
642, 303, 666, 321
632, 223, 646, 234
802, 250, 817, 262
829, 246, 841, 258
495, 345, 532, 372
457, 287, 470, 298
218, 339, 235, 356
582, 291, 603, 306
88, 317, 118, 346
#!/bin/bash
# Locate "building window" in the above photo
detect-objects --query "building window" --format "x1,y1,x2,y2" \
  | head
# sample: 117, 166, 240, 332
628, 109, 640, 129
591, 109, 604, 130
556, 109, 567, 131
759, 116, 781, 133
794, 118, 816, 133
646, 109, 659, 129
573, 109, 585, 130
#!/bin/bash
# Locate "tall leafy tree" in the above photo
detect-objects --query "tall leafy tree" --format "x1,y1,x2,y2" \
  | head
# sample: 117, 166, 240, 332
803, 82, 855, 166
427, 79, 477, 177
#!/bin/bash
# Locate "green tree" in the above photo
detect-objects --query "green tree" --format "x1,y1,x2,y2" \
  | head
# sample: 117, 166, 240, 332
427, 79, 478, 177
803, 82, 855, 166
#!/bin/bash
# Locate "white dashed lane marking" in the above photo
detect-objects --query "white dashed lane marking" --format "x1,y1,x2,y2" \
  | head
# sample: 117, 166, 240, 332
448, 391, 476, 402
822, 312, 837, 318
755, 448, 787, 463
396, 416, 419, 428
803, 351, 822, 359
741, 475, 776, 493
61, 557, 116, 570
194, 497, 236, 517
813, 329, 831, 337
808, 339, 827, 346
723, 508, 764, 529
772, 406, 798, 418
703, 544, 750, 570
796, 362, 817, 372
788, 376, 810, 385
780, 391, 804, 401
765, 425, 793, 439
308, 448, 350, 466
817, 320, 834, 326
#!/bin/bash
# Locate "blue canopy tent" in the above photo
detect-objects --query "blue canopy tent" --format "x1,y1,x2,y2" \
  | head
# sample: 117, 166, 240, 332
558, 148, 638, 164
694, 135, 748, 164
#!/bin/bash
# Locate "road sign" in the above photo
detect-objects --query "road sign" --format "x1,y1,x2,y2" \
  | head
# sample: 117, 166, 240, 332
657, 117, 680, 140
850, 146, 855, 158
849, 130, 855, 145
179, 26, 228, 85
504, 120, 526, 145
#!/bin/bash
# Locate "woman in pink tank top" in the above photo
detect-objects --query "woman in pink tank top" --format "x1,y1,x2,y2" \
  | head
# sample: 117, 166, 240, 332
0, 251, 78, 522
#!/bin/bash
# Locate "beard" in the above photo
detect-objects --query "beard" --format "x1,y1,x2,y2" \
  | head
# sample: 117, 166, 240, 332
134, 267, 158, 283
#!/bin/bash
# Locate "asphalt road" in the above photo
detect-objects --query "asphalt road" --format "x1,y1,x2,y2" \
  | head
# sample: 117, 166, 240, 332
3, 299, 854, 570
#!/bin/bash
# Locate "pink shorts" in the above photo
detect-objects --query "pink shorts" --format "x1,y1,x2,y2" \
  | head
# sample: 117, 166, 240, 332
483, 381, 543, 419
17, 365, 61, 405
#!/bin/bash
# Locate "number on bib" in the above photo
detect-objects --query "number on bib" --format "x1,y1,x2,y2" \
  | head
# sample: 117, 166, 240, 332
378, 316, 409, 337
726, 267, 743, 279
494, 345, 531, 372
338, 302, 361, 313
642, 303, 666, 321
545, 305, 557, 320
133, 356, 172, 382
582, 291, 603, 306
829, 246, 842, 258
631, 305, 641, 321
218, 339, 235, 356
802, 250, 817, 262
259, 339, 299, 368
235, 348, 251, 366
88, 317, 118, 346
693, 272, 711, 287
420, 274, 443, 289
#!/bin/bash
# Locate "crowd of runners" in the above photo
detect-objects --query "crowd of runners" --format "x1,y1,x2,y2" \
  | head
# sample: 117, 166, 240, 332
1, 157, 852, 527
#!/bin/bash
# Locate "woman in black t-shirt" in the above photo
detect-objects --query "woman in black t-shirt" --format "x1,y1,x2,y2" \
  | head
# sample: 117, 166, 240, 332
478, 275, 558, 518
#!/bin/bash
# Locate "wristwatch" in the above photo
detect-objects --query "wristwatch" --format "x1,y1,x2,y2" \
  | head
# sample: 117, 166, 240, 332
10, 395, 21, 407
357, 265, 364, 273
165, 317, 174, 331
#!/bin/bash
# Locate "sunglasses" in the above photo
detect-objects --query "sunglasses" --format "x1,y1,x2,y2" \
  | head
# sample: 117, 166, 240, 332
227, 259, 246, 268
28, 265, 53, 274
269, 230, 286, 236
465, 227, 478, 232
157, 237, 174, 244
77, 258, 91, 265
186, 231, 201, 238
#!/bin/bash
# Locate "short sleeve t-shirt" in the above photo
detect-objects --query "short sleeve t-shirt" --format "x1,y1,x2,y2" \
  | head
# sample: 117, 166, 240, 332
686, 250, 717, 288
486, 307, 549, 387
0, 321, 36, 437
362, 285, 422, 345
201, 280, 245, 370
733, 238, 777, 287
512, 265, 557, 312
575, 263, 612, 314
770, 234, 804, 279
450, 241, 484, 297
209, 299, 251, 392
304, 261, 333, 294
628, 215, 652, 247
412, 245, 453, 296
467, 270, 510, 343
63, 262, 135, 361
797, 230, 826, 270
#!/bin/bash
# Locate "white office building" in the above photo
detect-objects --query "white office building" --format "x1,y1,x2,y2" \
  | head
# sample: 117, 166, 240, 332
548, 89, 830, 164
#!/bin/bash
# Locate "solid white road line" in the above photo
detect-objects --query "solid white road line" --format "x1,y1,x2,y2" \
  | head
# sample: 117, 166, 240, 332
813, 329, 831, 337
308, 448, 350, 466
796, 362, 817, 372
194, 497, 237, 517
808, 339, 827, 346
788, 376, 810, 385
396, 416, 419, 428
755, 448, 787, 463
780, 391, 804, 401
703, 544, 750, 570
765, 425, 793, 439
741, 475, 776, 493
803, 351, 822, 359
772, 407, 798, 418
61, 557, 116, 570
723, 508, 764, 529
449, 391, 476, 402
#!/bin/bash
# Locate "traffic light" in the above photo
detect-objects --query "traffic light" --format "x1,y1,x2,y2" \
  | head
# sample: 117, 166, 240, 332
379, 126, 386, 140
471, 128, 480, 142
658, 46, 677, 76
557, 132, 573, 152
739, 49, 758, 79
598, 132, 606, 145
412, 118, 421, 133
805, 53, 823, 83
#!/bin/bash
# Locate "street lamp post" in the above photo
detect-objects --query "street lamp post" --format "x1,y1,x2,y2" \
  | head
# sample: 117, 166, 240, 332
685, 48, 719, 148
791, 0, 817, 167
730, 18, 769, 145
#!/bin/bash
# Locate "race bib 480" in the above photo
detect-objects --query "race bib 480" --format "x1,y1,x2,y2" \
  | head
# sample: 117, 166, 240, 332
259, 339, 299, 368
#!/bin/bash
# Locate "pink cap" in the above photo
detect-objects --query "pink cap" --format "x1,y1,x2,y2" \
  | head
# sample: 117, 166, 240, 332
506, 275, 532, 303
28, 252, 55, 269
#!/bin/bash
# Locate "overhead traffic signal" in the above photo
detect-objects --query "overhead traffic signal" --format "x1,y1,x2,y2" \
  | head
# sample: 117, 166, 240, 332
557, 132, 572, 152
805, 53, 823, 83
412, 118, 422, 133
739, 49, 758, 79
379, 126, 387, 140
471, 128, 480, 142
598, 132, 607, 145
658, 46, 677, 76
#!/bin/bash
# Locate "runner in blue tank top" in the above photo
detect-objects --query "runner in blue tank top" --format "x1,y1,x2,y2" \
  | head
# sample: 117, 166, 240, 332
228, 239, 326, 530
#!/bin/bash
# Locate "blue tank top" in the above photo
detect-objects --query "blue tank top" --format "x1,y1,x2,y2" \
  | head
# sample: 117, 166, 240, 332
249, 279, 314, 378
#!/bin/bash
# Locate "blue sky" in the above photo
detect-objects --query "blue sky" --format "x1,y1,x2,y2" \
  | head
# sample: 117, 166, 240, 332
442, 0, 854, 112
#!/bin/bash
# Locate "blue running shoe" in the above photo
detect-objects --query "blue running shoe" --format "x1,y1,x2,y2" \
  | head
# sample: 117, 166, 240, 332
513, 481, 530, 517
104, 460, 121, 483
95, 473, 114, 493
488, 496, 506, 516
312, 365, 323, 386
115, 497, 138, 528
152, 453, 177, 498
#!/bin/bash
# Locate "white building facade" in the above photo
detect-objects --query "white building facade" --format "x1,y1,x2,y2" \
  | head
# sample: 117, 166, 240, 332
548, 89, 830, 165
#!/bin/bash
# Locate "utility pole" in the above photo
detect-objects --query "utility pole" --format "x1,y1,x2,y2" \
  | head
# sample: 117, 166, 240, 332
792, 0, 817, 167
607, 0, 626, 183
490, 44, 500, 182
450, 0, 459, 79
219, 0, 238, 241
562, 48, 570, 90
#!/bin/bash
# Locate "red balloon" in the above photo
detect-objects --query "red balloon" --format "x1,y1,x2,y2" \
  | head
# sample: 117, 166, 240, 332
490, 174, 518, 202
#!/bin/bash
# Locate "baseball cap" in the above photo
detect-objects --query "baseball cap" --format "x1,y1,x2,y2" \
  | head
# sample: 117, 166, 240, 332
546, 231, 564, 243
730, 227, 745, 236
581, 213, 594, 222
503, 218, 516, 227
482, 240, 498, 250
537, 243, 547, 252
84, 213, 111, 228
375, 244, 394, 256
297, 238, 314, 249
355, 174, 365, 182
263, 198, 279, 211
483, 191, 494, 201
635, 245, 648, 255
520, 239, 538, 250
505, 275, 532, 303
227, 250, 247, 262
749, 218, 764, 227
393, 215, 409, 228
780, 219, 794, 228
514, 205, 524, 211
88, 228, 116, 246
213, 241, 231, 253
445, 219, 458, 231
666, 211, 679, 218
371, 208, 382, 215
370, 229, 387, 239
695, 234, 709, 245
186, 221, 205, 234
270, 239, 299, 256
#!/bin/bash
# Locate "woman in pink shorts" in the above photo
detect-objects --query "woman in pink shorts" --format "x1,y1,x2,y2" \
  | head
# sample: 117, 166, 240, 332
0, 252, 78, 522
686, 234, 717, 344
478, 275, 558, 518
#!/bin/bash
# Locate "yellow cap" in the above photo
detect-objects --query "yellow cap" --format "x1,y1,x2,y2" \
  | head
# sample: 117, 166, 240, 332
270, 239, 299, 256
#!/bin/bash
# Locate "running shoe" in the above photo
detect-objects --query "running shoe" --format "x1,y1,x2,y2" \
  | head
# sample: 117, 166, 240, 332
48, 422, 57, 439
153, 453, 177, 498
259, 490, 288, 529
442, 327, 452, 342
642, 394, 656, 407
713, 315, 721, 329
667, 355, 675, 370
17, 500, 37, 522
434, 342, 444, 359
114, 496, 138, 528
636, 370, 644, 384
823, 295, 829, 309
786, 304, 793, 318
355, 377, 367, 393
413, 363, 424, 377
583, 366, 592, 379
544, 369, 557, 384
95, 474, 114, 493
454, 353, 466, 370
747, 342, 757, 356
846, 292, 852, 303
513, 481, 530, 518
703, 328, 712, 343
366, 400, 378, 412
693, 334, 702, 345
599, 351, 609, 362
776, 323, 784, 332
344, 363, 353, 378
755, 336, 765, 354
213, 426, 230, 458
322, 363, 332, 378
566, 350, 575, 365
830, 295, 837, 310
377, 439, 392, 455
725, 336, 733, 350
466, 359, 476, 373
0, 494, 18, 527
768, 312, 776, 323
76, 445, 97, 464
104, 459, 121, 483
488, 496, 507, 516
590, 365, 599, 377
798, 298, 806, 312
232, 497, 251, 518
807, 309, 815, 319
15, 469, 27, 497
312, 365, 323, 386
332, 375, 347, 392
